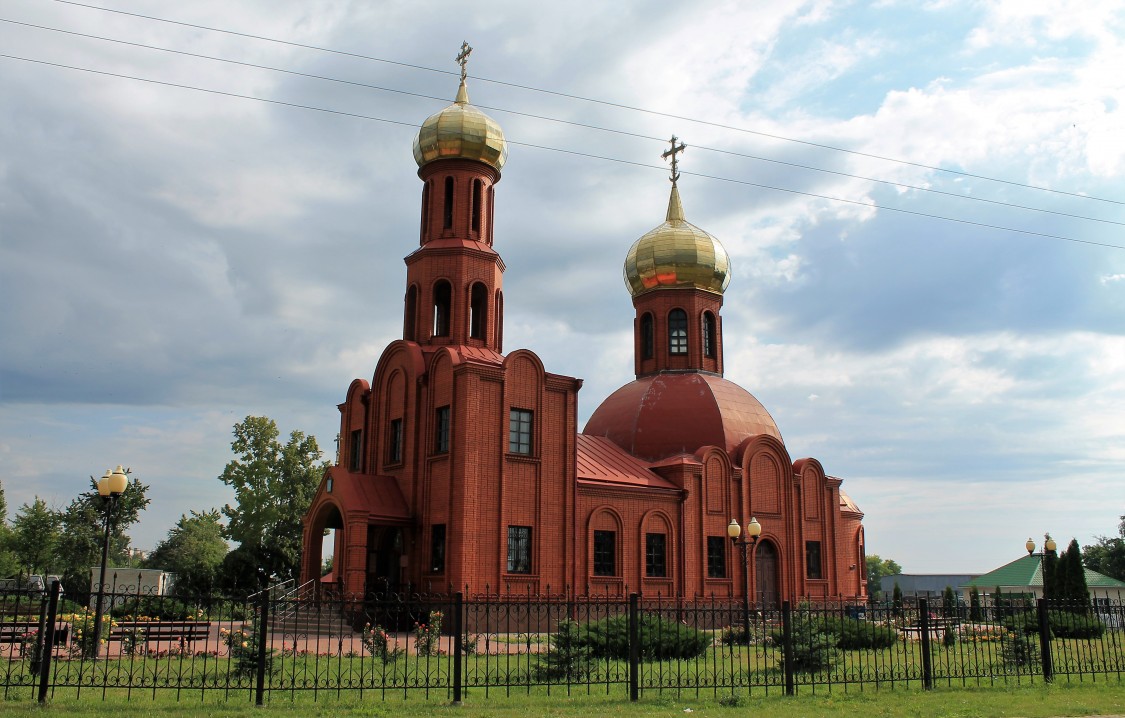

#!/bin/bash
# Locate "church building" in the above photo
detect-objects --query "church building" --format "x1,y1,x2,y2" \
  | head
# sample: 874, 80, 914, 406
300, 49, 867, 605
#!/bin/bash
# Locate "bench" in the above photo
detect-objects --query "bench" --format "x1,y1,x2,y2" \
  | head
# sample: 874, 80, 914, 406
0, 621, 69, 646
110, 620, 212, 647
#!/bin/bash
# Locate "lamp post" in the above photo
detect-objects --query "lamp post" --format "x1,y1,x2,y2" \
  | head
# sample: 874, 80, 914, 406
727, 517, 762, 644
92, 465, 129, 658
1026, 533, 1057, 601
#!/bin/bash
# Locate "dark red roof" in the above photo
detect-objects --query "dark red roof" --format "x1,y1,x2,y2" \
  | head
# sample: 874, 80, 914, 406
576, 435, 679, 491
583, 373, 782, 461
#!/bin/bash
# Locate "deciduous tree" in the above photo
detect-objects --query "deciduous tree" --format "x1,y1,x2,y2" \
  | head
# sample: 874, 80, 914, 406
865, 555, 902, 600
145, 509, 228, 598
1083, 515, 1125, 582
218, 416, 325, 592
55, 474, 150, 597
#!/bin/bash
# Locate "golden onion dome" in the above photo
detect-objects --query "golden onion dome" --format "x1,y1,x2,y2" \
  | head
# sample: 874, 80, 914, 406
624, 184, 732, 297
413, 79, 507, 171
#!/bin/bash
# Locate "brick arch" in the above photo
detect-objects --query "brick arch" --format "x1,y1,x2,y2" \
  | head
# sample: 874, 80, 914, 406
587, 507, 623, 584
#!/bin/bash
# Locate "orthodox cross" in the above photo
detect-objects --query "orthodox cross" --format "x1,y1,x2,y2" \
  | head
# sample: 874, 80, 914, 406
456, 41, 473, 82
662, 135, 686, 184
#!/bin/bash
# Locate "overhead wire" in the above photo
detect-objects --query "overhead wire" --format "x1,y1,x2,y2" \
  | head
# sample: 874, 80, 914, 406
2, 51, 1121, 251
44, 0, 1123, 207
3, 15, 1122, 229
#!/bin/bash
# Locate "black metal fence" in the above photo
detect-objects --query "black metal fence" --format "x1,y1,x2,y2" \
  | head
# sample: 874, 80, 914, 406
3, 579, 1123, 705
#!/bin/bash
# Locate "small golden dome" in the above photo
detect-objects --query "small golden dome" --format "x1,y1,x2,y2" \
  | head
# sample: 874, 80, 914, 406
624, 185, 732, 297
413, 79, 507, 171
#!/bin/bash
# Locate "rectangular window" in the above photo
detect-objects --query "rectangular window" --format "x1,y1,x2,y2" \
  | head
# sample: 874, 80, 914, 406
707, 536, 726, 578
430, 524, 446, 573
806, 540, 823, 580
435, 405, 450, 454
507, 526, 532, 574
593, 530, 616, 577
349, 429, 362, 471
388, 418, 403, 464
508, 408, 533, 455
645, 533, 667, 578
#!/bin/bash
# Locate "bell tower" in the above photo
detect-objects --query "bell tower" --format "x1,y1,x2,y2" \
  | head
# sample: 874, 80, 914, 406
403, 42, 509, 353
624, 137, 731, 377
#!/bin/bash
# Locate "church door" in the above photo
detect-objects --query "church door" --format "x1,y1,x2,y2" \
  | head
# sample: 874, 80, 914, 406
755, 541, 780, 609
367, 527, 403, 595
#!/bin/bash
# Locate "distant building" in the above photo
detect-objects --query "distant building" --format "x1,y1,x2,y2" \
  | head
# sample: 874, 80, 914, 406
300, 56, 868, 605
963, 554, 1125, 602
881, 574, 977, 600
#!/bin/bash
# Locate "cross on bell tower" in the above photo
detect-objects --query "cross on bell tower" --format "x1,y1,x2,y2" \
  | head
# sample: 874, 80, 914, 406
456, 41, 472, 82
661, 135, 686, 185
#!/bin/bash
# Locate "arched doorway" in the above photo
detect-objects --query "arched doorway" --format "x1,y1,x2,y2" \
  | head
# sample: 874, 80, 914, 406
755, 540, 780, 608
307, 503, 344, 592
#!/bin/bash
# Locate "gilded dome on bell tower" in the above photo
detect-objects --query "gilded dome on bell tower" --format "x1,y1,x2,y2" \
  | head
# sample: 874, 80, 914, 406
623, 138, 731, 297
413, 42, 507, 172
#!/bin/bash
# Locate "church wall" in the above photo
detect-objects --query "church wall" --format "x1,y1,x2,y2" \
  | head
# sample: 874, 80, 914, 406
577, 487, 681, 594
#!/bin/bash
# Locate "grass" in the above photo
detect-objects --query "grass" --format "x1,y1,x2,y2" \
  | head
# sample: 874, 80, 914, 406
0, 682, 1122, 718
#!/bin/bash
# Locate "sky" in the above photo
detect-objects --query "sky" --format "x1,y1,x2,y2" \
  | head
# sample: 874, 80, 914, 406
1, 0, 1123, 575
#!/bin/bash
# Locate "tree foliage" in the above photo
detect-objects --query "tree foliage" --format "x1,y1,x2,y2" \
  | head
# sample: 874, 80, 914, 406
865, 555, 902, 600
10, 497, 61, 575
55, 475, 150, 597
1083, 515, 1125, 582
219, 416, 325, 592
145, 509, 228, 598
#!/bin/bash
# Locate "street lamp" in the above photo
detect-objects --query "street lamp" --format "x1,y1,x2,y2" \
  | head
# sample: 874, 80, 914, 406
727, 517, 762, 645
92, 465, 129, 658
1026, 533, 1057, 601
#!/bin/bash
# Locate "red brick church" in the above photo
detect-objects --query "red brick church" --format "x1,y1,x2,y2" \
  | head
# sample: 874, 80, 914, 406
300, 53, 867, 605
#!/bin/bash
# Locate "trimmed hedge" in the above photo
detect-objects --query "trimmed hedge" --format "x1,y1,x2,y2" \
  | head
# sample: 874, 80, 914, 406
1001, 610, 1106, 639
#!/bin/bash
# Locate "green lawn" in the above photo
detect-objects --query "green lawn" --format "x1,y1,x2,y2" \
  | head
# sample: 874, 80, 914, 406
0, 682, 1123, 718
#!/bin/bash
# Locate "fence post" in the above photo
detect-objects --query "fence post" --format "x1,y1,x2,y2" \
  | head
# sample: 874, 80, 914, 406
919, 599, 933, 690
254, 588, 270, 706
37, 580, 62, 704
781, 601, 794, 696
1037, 598, 1053, 682
452, 591, 464, 705
628, 593, 639, 702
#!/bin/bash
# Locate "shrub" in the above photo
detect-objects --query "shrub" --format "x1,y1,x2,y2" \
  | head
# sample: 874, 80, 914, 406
1048, 610, 1105, 639
999, 630, 1038, 669
821, 616, 898, 650
787, 615, 836, 674
58, 611, 114, 659
719, 624, 771, 646
1000, 609, 1105, 639
582, 613, 711, 661
413, 610, 443, 656
361, 622, 400, 660
535, 620, 593, 680
220, 618, 273, 677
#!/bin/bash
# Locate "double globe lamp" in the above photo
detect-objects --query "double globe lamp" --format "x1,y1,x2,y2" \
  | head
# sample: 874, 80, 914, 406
92, 465, 129, 658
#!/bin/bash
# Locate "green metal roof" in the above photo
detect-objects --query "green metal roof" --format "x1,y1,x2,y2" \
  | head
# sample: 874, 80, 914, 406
965, 554, 1125, 590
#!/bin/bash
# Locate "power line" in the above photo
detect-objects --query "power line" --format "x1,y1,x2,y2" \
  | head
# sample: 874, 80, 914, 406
45, 0, 1123, 207
3, 51, 1120, 251
4, 16, 1121, 229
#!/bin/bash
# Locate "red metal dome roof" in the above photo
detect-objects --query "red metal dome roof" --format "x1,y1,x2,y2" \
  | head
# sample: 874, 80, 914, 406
583, 373, 782, 461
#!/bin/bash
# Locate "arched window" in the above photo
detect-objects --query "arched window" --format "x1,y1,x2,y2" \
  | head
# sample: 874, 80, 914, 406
668, 309, 688, 355
433, 280, 452, 337
443, 176, 454, 229
420, 181, 430, 240
703, 311, 716, 358
496, 290, 504, 351
404, 285, 418, 341
488, 186, 495, 244
471, 179, 482, 233
469, 283, 487, 339
640, 313, 654, 359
